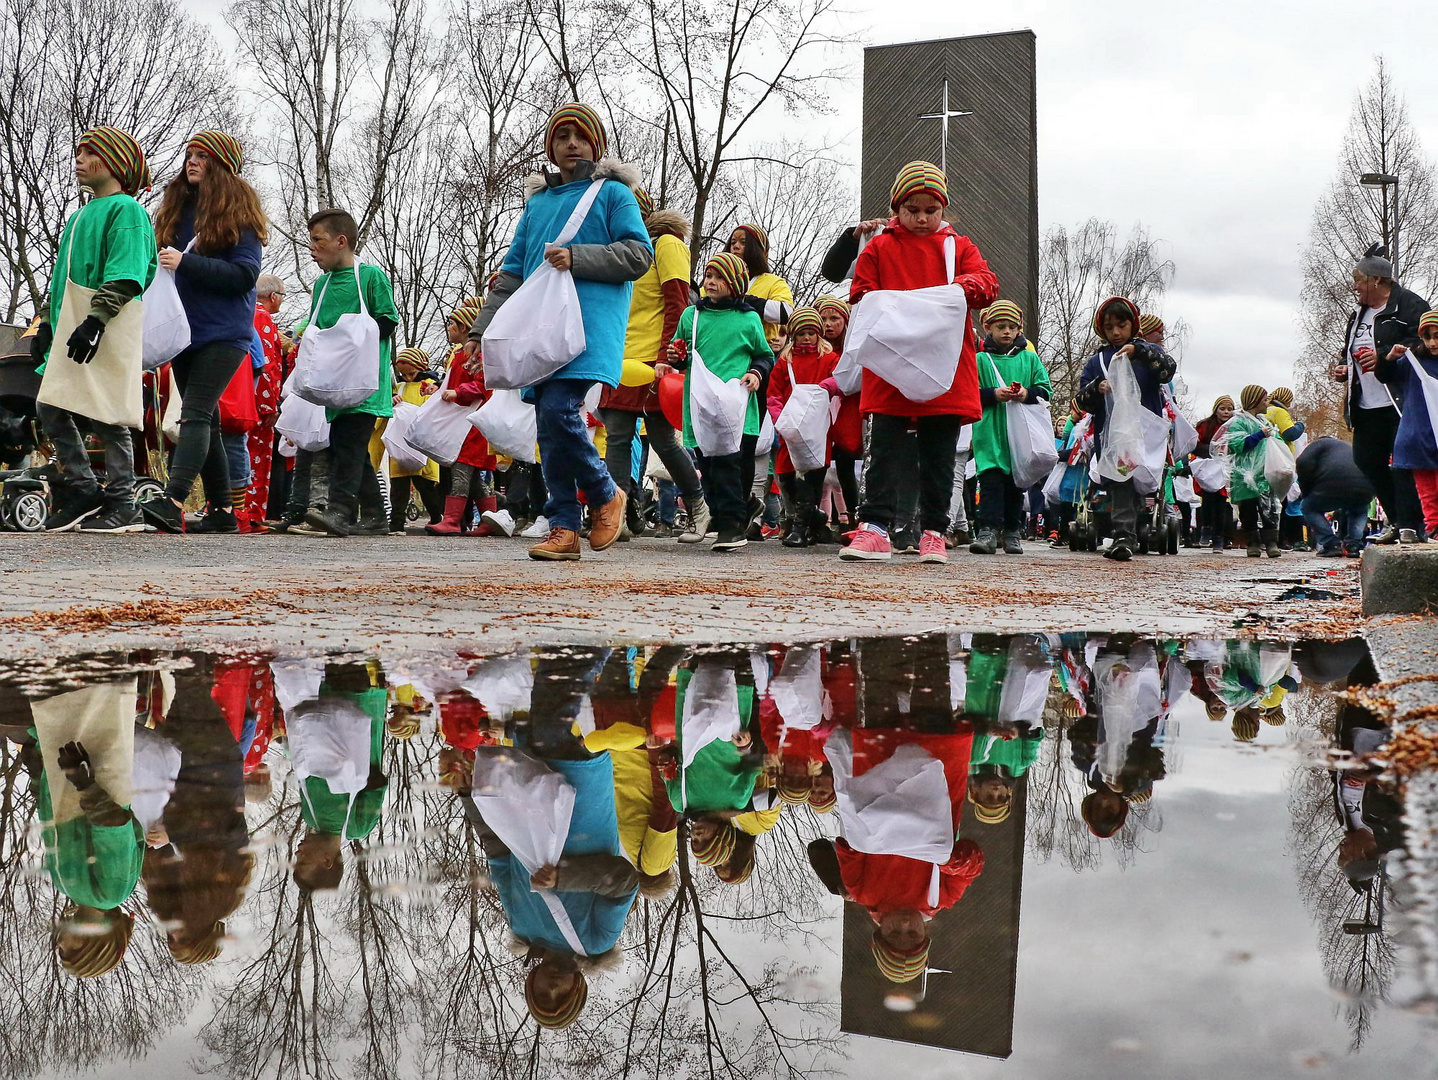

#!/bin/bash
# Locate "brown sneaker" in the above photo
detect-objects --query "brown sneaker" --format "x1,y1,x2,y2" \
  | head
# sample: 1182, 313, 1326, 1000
528, 527, 581, 561
588, 489, 627, 551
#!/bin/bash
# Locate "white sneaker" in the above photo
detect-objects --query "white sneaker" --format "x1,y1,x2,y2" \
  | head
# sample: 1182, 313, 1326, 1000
482, 508, 516, 537
678, 498, 711, 544
519, 515, 550, 539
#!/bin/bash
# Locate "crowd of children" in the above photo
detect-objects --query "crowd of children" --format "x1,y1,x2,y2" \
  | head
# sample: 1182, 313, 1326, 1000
20, 111, 1438, 559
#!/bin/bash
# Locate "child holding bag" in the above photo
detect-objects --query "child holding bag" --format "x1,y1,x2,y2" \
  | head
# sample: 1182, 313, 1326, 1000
768, 306, 838, 547
666, 252, 775, 551
817, 296, 861, 527
842, 161, 1000, 565
968, 300, 1051, 556
1378, 311, 1438, 540
1223, 384, 1283, 558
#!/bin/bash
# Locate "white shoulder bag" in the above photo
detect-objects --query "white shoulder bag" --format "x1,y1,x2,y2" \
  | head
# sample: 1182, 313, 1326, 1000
293, 261, 381, 409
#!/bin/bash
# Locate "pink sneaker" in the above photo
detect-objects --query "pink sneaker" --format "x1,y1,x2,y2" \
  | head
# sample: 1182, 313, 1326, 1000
840, 525, 892, 561
919, 530, 948, 564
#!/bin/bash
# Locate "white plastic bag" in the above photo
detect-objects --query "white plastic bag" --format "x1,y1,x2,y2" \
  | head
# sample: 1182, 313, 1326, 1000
274, 370, 330, 452
769, 646, 830, 731
757, 411, 777, 456
292, 262, 380, 409
1264, 434, 1296, 495
774, 359, 832, 473
141, 243, 192, 371
1164, 388, 1199, 458
687, 308, 751, 457
846, 234, 966, 402
988, 359, 1058, 489
382, 401, 429, 473
472, 388, 538, 462
160, 364, 182, 443
481, 179, 605, 390
1095, 355, 1170, 494
1188, 455, 1228, 493
1041, 461, 1067, 506
405, 383, 478, 466
1172, 474, 1200, 505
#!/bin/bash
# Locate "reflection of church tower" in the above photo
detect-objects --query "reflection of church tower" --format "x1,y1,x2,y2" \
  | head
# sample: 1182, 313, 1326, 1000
861, 33, 1039, 333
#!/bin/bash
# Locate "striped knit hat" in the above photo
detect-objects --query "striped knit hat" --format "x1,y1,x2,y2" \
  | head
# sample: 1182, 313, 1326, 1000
1232, 712, 1260, 743
810, 786, 836, 813
816, 296, 850, 323
447, 296, 485, 332
982, 299, 1024, 328
1138, 313, 1164, 335
872, 933, 929, 984
705, 251, 750, 297
889, 160, 948, 209
1421, 311, 1438, 333
1240, 384, 1268, 413
395, 347, 430, 370
56, 908, 134, 979
788, 307, 823, 337
526, 967, 588, 1029
545, 103, 606, 164
692, 824, 739, 866
1091, 296, 1140, 337
187, 130, 244, 174
968, 787, 1012, 824
1269, 386, 1294, 408
1213, 395, 1235, 412
716, 855, 754, 885
734, 223, 769, 254
776, 775, 812, 805
77, 126, 151, 195
634, 186, 656, 219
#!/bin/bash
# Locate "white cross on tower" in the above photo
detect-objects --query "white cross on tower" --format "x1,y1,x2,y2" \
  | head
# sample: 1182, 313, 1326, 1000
918, 79, 973, 175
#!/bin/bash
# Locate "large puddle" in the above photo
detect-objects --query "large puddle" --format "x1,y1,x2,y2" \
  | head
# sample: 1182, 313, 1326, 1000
2, 633, 1435, 1079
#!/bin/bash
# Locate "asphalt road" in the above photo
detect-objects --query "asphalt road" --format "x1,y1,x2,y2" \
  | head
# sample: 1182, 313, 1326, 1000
0, 530, 1364, 659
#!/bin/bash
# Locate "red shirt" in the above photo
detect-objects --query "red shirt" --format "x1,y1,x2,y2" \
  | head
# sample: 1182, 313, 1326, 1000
849, 224, 998, 420
446, 345, 496, 469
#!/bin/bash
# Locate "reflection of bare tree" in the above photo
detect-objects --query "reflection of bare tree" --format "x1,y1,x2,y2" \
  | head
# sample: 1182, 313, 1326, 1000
1025, 687, 1099, 872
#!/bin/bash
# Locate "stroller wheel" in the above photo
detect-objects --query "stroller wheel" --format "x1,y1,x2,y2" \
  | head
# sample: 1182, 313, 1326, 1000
134, 478, 165, 504
11, 490, 47, 532
1167, 522, 1180, 555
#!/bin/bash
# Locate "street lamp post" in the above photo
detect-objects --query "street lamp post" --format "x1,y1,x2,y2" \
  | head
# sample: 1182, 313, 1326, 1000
1360, 171, 1401, 276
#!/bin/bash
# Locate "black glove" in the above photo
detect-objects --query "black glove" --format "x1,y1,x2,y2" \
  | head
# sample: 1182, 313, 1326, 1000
57, 740, 95, 790
30, 321, 53, 364
66, 315, 105, 364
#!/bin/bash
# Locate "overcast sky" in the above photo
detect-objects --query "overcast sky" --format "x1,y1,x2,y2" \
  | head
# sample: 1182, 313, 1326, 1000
821, 0, 1438, 411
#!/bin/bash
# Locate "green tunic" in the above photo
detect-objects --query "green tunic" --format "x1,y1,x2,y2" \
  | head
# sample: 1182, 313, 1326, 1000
306, 262, 400, 422
676, 305, 774, 449
46, 194, 158, 348
963, 642, 1008, 719
37, 772, 143, 910
971, 732, 1041, 778
298, 688, 388, 840
972, 345, 1052, 475
664, 668, 759, 813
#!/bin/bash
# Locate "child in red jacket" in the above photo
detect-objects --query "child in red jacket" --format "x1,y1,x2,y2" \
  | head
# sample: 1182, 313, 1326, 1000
768, 307, 838, 546
842, 161, 999, 565
427, 299, 503, 536
817, 296, 860, 527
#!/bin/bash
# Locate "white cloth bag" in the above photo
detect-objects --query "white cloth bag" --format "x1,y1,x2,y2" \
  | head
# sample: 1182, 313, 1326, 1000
825, 729, 955, 863
293, 261, 380, 409
472, 388, 538, 462
769, 646, 830, 731
988, 357, 1057, 488
1189, 455, 1228, 493
774, 358, 832, 473
1041, 461, 1067, 506
274, 370, 331, 452
1095, 355, 1170, 494
141, 239, 193, 371
846, 234, 967, 403
405, 381, 478, 466
482, 178, 605, 390
1173, 474, 1201, 505
831, 348, 862, 397
382, 401, 429, 472
687, 307, 751, 457
469, 748, 574, 877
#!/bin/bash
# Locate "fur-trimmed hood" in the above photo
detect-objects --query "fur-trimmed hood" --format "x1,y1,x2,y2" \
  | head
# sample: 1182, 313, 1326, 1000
646, 208, 690, 242
522, 157, 643, 201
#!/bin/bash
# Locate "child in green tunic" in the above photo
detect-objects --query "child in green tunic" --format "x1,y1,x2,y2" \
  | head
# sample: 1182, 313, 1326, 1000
969, 301, 1052, 556
1223, 384, 1283, 558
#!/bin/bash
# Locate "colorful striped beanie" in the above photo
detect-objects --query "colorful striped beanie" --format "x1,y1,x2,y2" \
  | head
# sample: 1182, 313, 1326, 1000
1421, 311, 1438, 333
1240, 384, 1268, 413
525, 967, 588, 1029
692, 824, 738, 866
809, 786, 836, 813
1213, 395, 1235, 412
872, 933, 929, 984
705, 251, 750, 297
716, 855, 754, 885
788, 307, 823, 337
1091, 296, 1140, 337
816, 296, 850, 323
634, 186, 656, 219
395, 347, 430, 370
735, 223, 769, 254
889, 160, 948, 209
1269, 386, 1293, 408
982, 299, 1024, 328
1138, 312, 1164, 335
187, 130, 244, 174
77, 126, 151, 195
447, 296, 485, 331
545, 103, 606, 164
968, 785, 1012, 824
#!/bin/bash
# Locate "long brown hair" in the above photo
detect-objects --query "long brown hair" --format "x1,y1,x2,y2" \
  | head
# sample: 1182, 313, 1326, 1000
154, 163, 269, 253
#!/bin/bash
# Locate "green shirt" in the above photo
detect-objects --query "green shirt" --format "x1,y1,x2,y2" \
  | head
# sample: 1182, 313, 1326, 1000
37, 772, 143, 910
963, 642, 1008, 719
677, 305, 774, 449
306, 262, 400, 421
47, 194, 158, 343
971, 732, 1041, 778
664, 669, 759, 813
972, 345, 1052, 475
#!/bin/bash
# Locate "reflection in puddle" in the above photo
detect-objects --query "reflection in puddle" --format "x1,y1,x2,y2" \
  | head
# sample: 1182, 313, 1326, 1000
0, 633, 1431, 1078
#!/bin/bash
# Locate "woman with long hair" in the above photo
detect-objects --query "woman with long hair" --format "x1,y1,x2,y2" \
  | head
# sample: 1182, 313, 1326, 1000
142, 131, 268, 534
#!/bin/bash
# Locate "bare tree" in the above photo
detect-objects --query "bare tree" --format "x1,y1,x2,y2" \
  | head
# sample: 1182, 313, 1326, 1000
1295, 56, 1438, 433
0, 0, 239, 321
1037, 218, 1176, 407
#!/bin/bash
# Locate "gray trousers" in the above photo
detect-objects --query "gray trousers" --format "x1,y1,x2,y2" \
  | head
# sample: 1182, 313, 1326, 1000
948, 446, 972, 532
38, 403, 134, 507
600, 408, 703, 503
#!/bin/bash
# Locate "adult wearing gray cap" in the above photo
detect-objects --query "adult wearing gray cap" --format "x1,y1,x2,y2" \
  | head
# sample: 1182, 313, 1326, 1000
1331, 243, 1429, 542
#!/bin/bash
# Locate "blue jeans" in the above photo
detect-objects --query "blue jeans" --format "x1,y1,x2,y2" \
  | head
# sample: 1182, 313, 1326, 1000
533, 379, 616, 532
658, 479, 679, 525
221, 429, 251, 488
1304, 502, 1368, 553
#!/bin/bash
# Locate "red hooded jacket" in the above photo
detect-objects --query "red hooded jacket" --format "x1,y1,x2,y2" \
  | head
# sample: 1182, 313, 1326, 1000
445, 345, 496, 470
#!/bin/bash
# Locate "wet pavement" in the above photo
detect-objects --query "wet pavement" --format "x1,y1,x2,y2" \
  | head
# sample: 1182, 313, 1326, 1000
4, 631, 1436, 1079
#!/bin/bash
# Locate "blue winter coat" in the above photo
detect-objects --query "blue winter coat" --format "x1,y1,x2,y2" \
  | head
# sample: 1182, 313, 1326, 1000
1375, 348, 1438, 469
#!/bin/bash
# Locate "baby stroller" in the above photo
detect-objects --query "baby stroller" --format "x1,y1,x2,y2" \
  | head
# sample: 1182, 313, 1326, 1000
1137, 463, 1182, 556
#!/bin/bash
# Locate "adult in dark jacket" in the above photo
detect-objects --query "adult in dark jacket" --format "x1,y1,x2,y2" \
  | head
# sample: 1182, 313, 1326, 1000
145, 131, 267, 534
819, 218, 890, 283
1296, 436, 1376, 557
1330, 244, 1427, 542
